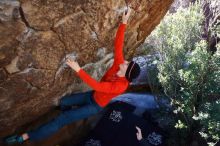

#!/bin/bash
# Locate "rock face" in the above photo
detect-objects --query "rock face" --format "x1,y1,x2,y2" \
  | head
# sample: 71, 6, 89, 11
202, 0, 220, 52
169, 0, 196, 12
0, 0, 173, 143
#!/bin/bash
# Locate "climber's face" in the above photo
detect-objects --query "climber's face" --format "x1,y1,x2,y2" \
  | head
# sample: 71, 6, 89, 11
117, 60, 129, 77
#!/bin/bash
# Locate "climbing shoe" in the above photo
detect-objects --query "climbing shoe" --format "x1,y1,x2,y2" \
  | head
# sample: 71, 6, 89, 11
4, 135, 24, 145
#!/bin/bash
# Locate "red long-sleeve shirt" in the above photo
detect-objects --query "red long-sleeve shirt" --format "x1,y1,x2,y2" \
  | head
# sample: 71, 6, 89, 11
77, 23, 129, 107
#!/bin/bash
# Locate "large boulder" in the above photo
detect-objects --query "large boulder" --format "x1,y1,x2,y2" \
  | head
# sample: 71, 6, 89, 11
0, 0, 174, 144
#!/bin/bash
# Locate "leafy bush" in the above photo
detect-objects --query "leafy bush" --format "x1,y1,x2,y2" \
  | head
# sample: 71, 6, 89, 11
145, 2, 220, 145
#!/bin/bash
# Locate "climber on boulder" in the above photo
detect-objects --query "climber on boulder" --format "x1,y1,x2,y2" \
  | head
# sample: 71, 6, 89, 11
5, 7, 140, 144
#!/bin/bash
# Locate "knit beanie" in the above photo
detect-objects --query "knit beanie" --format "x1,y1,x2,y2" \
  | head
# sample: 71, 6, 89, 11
125, 61, 140, 82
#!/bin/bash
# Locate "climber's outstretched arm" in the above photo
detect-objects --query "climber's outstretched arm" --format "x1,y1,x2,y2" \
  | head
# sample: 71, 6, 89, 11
65, 7, 132, 71
113, 7, 131, 66
65, 58, 127, 93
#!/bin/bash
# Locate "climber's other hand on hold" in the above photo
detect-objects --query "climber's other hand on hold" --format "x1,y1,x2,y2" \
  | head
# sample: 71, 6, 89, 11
122, 6, 131, 24
66, 58, 81, 72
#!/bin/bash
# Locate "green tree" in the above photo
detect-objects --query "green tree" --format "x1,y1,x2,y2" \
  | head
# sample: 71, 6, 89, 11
145, 2, 220, 145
